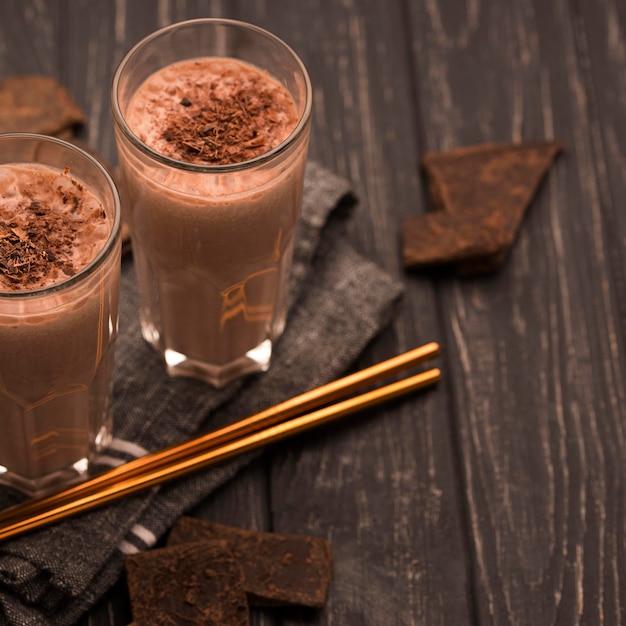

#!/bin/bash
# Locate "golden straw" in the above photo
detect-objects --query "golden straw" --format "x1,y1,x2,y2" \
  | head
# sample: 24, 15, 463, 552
0, 344, 440, 541
0, 342, 440, 524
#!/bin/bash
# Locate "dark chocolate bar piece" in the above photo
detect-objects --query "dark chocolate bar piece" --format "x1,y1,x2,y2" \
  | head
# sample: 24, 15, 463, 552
168, 517, 333, 608
125, 541, 249, 626
402, 140, 562, 275
0, 75, 85, 135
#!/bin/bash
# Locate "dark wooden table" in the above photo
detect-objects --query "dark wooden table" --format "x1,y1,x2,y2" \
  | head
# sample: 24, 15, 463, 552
2, 0, 626, 624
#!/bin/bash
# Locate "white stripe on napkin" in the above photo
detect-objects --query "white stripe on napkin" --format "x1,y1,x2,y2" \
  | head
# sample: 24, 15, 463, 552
117, 540, 139, 555
130, 524, 157, 547
107, 438, 149, 458
117, 524, 158, 554
92, 455, 126, 468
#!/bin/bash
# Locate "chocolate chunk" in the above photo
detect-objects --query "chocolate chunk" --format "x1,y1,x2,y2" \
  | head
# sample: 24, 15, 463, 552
0, 75, 85, 135
125, 542, 249, 626
168, 517, 333, 608
402, 140, 562, 275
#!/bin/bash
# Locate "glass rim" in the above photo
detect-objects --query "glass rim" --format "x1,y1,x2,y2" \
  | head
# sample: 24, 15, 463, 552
110, 17, 313, 174
0, 132, 122, 299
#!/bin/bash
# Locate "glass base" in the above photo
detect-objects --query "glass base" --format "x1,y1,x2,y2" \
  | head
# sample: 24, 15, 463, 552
0, 423, 112, 498
0, 457, 89, 498
162, 338, 273, 387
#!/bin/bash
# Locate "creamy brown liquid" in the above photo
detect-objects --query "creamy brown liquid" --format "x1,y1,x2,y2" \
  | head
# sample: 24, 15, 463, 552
0, 164, 118, 490
120, 58, 306, 381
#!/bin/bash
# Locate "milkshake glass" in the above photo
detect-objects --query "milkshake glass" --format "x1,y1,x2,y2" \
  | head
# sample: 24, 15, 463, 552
111, 19, 312, 387
0, 133, 121, 496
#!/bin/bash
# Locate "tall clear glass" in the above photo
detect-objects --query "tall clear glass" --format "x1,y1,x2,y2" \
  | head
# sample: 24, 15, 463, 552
111, 18, 312, 387
0, 133, 121, 496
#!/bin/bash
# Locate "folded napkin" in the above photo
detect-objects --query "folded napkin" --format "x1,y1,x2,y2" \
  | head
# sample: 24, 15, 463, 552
0, 162, 403, 626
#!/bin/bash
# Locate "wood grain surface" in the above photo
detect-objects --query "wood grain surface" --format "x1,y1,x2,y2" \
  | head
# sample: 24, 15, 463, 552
1, 0, 625, 624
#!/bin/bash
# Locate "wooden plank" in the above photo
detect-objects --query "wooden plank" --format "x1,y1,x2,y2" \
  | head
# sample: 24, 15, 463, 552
241, 1, 474, 625
560, 0, 626, 621
572, 0, 626, 359
0, 0, 62, 78
406, 0, 626, 623
59, 0, 162, 163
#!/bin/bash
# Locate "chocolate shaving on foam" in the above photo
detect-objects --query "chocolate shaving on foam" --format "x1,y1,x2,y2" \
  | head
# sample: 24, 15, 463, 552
0, 174, 101, 290
162, 74, 292, 165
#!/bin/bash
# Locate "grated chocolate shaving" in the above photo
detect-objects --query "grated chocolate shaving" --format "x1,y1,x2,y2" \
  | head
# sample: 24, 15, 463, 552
162, 75, 292, 165
0, 178, 90, 290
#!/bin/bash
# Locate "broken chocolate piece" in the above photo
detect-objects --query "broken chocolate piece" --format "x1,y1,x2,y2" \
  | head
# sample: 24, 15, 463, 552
0, 75, 85, 135
402, 140, 562, 274
168, 517, 333, 608
125, 542, 249, 626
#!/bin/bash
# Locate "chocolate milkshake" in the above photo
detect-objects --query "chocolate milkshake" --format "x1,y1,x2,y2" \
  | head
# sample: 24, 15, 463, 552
0, 135, 121, 496
113, 19, 312, 386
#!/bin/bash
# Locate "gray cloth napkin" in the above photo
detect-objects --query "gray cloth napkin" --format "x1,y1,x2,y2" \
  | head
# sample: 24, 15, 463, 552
0, 162, 403, 626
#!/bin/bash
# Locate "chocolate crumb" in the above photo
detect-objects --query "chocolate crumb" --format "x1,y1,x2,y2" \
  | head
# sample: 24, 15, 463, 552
179, 96, 192, 107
